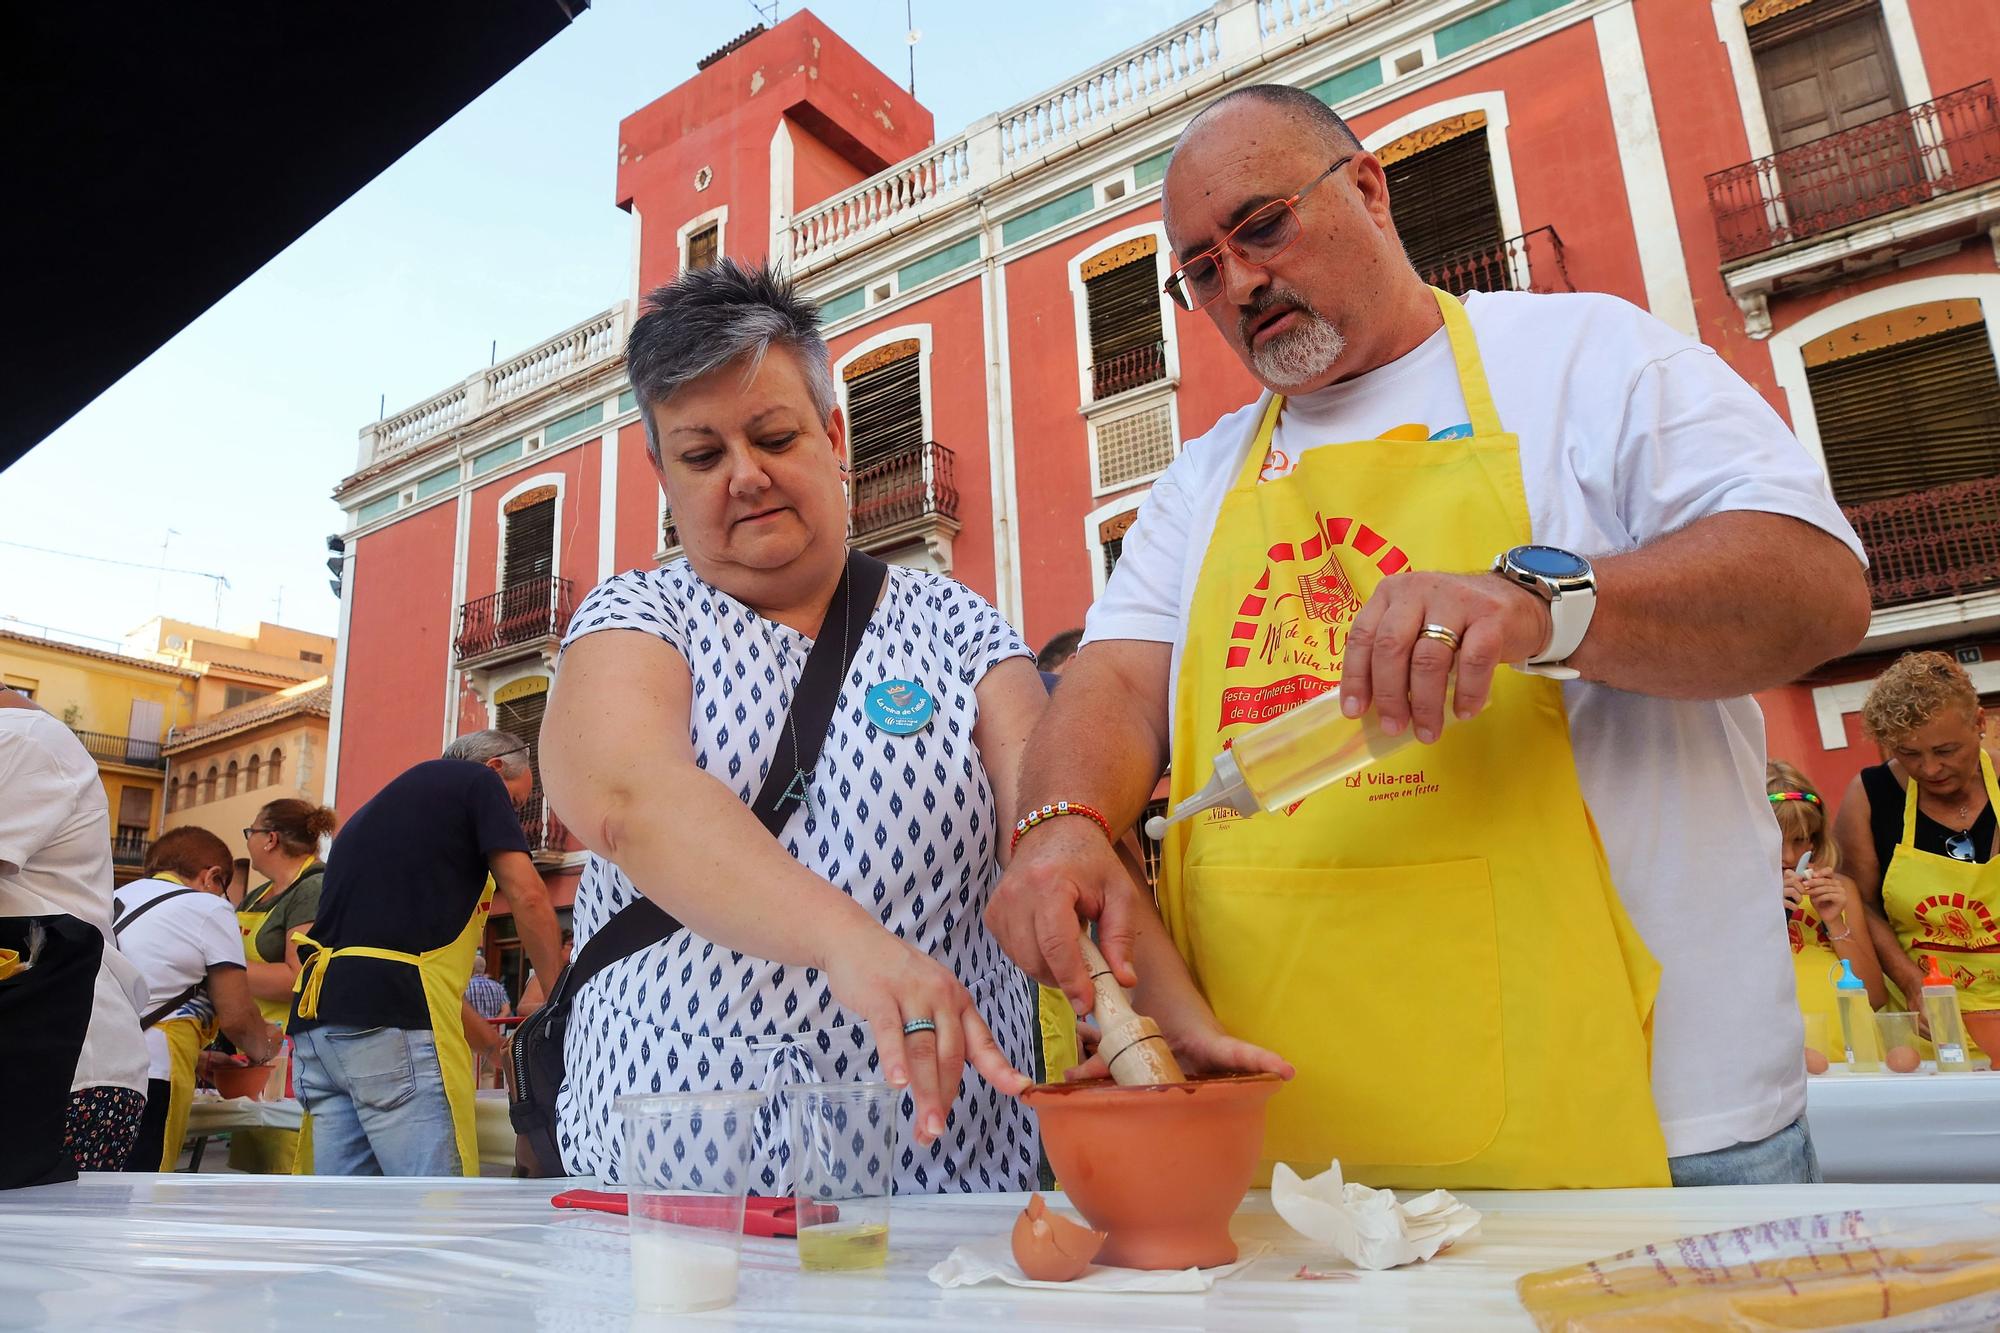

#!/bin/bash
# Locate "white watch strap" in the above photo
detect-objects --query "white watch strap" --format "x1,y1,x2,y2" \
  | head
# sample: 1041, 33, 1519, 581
1512, 661, 1581, 680
1525, 581, 1595, 668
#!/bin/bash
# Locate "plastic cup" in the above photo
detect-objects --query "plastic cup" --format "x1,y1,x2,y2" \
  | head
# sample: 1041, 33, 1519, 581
789, 1081, 897, 1272
618, 1091, 764, 1313
1801, 1012, 1833, 1063
1876, 1012, 1924, 1073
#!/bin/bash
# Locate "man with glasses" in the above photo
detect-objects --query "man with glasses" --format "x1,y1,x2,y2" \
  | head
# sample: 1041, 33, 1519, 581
287, 729, 564, 1176
991, 84, 1872, 1188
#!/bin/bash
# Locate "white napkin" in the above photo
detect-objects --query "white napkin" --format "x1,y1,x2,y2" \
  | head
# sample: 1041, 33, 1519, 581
927, 1238, 1268, 1293
1270, 1161, 1481, 1271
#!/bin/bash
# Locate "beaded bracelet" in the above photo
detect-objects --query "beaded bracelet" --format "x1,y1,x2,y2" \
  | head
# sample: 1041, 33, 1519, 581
1011, 800, 1113, 853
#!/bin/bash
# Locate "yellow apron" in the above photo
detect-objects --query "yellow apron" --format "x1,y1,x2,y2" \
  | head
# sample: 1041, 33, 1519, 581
153, 1013, 216, 1171
1786, 896, 1844, 1037
1882, 752, 2000, 1048
1037, 985, 1080, 1083
1160, 290, 1669, 1189
232, 863, 320, 1173
291, 876, 493, 1177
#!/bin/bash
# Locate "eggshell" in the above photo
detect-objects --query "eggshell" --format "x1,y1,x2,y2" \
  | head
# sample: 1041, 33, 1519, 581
1804, 1048, 1830, 1075
1010, 1192, 1108, 1282
1886, 1046, 1922, 1074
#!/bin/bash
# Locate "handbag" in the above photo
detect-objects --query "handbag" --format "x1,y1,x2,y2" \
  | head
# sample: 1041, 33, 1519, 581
508, 551, 888, 1176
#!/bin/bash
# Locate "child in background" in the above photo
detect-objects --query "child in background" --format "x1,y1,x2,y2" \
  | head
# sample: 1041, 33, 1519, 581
1771, 761, 1885, 1061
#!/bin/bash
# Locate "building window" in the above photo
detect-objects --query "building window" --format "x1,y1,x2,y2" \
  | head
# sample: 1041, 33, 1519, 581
843, 340, 924, 472
503, 487, 558, 591
686, 222, 719, 272
1083, 238, 1167, 401
1381, 114, 1506, 288
494, 677, 551, 843
247, 753, 262, 791
224, 684, 271, 710
2, 675, 35, 699
164, 777, 178, 814
224, 759, 239, 798
1099, 508, 1140, 581
300, 650, 324, 664
1807, 300, 2000, 504
202, 766, 218, 804
268, 748, 284, 787
1137, 796, 1169, 889
1092, 399, 1176, 494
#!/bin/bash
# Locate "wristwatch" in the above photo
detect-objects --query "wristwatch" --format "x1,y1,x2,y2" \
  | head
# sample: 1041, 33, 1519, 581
1491, 545, 1596, 680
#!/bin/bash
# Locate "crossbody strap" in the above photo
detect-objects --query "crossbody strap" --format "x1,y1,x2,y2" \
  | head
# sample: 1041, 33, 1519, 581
112, 888, 201, 942
558, 551, 890, 1002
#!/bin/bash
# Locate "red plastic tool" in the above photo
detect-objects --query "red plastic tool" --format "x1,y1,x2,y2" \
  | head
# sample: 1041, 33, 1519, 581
551, 1189, 838, 1239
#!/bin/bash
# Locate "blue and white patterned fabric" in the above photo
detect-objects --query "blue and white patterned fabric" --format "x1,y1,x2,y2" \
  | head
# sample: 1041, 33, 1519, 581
553, 558, 1042, 1195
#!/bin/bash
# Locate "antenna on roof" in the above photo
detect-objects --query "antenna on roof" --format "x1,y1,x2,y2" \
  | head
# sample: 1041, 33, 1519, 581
906, 0, 919, 97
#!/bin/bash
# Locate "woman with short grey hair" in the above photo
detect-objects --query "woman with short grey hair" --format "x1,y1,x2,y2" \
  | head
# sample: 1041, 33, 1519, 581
542, 260, 1048, 1192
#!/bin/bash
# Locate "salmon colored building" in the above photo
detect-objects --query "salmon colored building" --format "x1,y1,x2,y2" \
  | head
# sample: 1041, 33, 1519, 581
328, 0, 2000, 986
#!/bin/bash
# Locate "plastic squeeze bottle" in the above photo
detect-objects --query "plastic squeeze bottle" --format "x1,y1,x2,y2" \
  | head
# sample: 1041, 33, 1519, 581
1144, 691, 1418, 840
1920, 955, 1974, 1073
1836, 957, 1884, 1072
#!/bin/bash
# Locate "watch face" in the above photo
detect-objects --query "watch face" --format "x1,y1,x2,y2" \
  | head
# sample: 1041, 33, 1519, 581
1511, 545, 1590, 579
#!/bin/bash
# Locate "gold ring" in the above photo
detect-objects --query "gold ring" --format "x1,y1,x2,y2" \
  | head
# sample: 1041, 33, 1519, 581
1419, 623, 1462, 653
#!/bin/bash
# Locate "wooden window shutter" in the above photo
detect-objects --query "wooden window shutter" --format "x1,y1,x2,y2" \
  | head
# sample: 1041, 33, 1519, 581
843, 342, 924, 472
1084, 242, 1165, 398
495, 680, 551, 803
1810, 320, 2000, 504
1385, 126, 1506, 279
686, 223, 719, 271
503, 494, 556, 589
1751, 2, 1903, 148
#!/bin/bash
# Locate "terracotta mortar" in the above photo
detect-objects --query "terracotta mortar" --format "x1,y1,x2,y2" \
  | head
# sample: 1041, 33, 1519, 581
1022, 1072, 1282, 1270
211, 1061, 268, 1101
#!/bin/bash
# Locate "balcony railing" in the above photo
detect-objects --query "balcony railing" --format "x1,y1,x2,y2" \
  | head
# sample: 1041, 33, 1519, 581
1707, 82, 2000, 263
453, 576, 576, 663
520, 793, 568, 856
850, 443, 959, 539
73, 729, 165, 769
1420, 226, 1572, 297
1843, 475, 2000, 609
1091, 342, 1168, 400
112, 828, 151, 867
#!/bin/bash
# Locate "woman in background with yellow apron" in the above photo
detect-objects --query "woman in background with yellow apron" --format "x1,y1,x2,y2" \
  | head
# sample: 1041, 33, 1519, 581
1768, 762, 1883, 1056
232, 800, 333, 1173
1159, 290, 1669, 1189
1839, 652, 2000, 1059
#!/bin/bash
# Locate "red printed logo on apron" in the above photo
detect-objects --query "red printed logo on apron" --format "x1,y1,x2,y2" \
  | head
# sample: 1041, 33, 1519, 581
1786, 901, 1830, 954
1911, 893, 2000, 951
1219, 512, 1410, 731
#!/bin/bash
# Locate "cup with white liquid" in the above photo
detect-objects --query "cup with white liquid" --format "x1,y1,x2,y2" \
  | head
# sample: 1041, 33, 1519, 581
617, 1090, 765, 1314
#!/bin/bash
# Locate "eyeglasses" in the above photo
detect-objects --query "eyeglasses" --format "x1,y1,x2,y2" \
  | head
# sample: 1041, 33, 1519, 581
1163, 156, 1354, 312
242, 826, 274, 841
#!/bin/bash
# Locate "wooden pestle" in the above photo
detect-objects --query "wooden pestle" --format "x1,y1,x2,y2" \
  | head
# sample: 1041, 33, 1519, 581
1078, 933, 1186, 1086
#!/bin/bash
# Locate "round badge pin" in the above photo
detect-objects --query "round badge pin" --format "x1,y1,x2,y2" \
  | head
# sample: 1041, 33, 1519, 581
865, 678, 935, 735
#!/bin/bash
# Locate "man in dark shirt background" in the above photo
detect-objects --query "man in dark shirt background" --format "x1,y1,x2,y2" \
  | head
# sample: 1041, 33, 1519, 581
289, 730, 563, 1176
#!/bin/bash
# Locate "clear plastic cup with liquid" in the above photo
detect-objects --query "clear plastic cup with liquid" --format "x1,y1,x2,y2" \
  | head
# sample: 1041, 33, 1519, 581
618, 1090, 764, 1313
789, 1081, 897, 1272
1876, 1011, 1923, 1073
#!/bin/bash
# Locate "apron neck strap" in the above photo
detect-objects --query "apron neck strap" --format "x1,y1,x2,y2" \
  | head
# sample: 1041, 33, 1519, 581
1901, 748, 2000, 848
1431, 286, 1504, 438
1228, 286, 1504, 495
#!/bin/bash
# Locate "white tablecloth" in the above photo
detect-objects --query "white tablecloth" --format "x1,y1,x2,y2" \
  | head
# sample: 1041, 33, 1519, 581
1807, 1070, 2000, 1182
6, 1177, 1998, 1330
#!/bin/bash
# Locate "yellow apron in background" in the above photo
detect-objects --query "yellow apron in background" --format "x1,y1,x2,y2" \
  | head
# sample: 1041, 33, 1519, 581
292, 877, 493, 1177
1036, 985, 1080, 1083
1882, 751, 2000, 1058
233, 863, 320, 1174
153, 1012, 217, 1171
1159, 290, 1669, 1189
1787, 896, 1844, 1039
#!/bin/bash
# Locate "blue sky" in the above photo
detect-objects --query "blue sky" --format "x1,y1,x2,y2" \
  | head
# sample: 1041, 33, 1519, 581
0, 0, 1186, 649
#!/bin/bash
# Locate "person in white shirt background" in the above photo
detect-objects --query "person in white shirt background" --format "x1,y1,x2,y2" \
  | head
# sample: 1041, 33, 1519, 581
114, 826, 281, 1171
0, 686, 150, 1179
988, 84, 1873, 1187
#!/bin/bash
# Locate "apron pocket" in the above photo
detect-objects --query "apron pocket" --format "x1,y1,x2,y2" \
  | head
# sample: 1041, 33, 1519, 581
1185, 857, 1504, 1168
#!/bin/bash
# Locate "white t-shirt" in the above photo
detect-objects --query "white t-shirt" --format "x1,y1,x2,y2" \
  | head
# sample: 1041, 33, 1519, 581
113, 877, 246, 1080
1086, 291, 1865, 1160
0, 706, 150, 1095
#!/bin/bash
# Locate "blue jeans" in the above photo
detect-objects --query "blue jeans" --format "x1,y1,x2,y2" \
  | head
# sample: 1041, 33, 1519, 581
293, 1025, 461, 1176
1667, 1116, 1821, 1187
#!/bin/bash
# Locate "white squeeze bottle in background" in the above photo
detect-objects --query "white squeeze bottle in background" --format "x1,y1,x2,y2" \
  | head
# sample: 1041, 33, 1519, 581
1836, 958, 1884, 1072
1144, 692, 1418, 840
1920, 954, 1974, 1073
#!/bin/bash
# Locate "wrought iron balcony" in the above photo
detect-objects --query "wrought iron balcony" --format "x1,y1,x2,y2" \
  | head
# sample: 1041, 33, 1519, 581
520, 792, 569, 857
112, 828, 151, 866
1843, 475, 2000, 609
850, 442, 959, 540
1420, 226, 1572, 297
1090, 341, 1168, 401
1707, 82, 2000, 263
453, 576, 575, 664
73, 729, 166, 769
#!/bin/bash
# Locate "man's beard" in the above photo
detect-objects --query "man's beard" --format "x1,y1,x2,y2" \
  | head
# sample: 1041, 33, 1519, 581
1242, 292, 1347, 389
